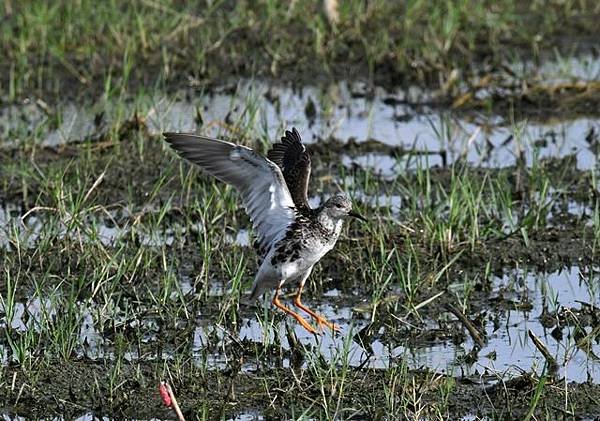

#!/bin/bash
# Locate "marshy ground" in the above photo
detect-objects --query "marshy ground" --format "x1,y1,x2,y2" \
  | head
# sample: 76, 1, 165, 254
2, 1, 600, 419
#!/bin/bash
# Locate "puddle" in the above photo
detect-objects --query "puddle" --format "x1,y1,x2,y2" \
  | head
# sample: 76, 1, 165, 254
0, 204, 200, 250
348, 266, 600, 383
1, 187, 594, 253
0, 203, 45, 249
3, 264, 598, 383
454, 266, 600, 382
341, 153, 399, 181
324, 266, 599, 383
510, 53, 600, 85
224, 229, 251, 247
354, 192, 403, 215
2, 81, 598, 171
545, 188, 596, 227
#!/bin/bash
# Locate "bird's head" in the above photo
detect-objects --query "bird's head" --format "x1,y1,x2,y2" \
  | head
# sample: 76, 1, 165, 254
322, 194, 366, 222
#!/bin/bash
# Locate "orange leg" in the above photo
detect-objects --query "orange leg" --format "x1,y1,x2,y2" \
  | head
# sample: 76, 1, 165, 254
272, 284, 318, 335
294, 283, 340, 332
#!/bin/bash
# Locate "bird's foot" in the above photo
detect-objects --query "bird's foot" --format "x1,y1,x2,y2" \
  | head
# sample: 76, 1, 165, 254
293, 298, 340, 333
273, 293, 319, 335
314, 316, 341, 333
295, 315, 319, 335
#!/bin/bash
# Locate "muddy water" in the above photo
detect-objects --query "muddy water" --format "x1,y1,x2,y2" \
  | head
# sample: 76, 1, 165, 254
0, 205, 195, 250
196, 266, 600, 383
1, 76, 598, 380
509, 52, 600, 84
1, 188, 593, 251
1, 81, 598, 171
2, 266, 598, 384
1, 72, 600, 417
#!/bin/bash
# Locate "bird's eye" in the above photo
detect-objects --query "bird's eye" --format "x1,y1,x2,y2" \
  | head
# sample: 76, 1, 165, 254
335, 204, 342, 208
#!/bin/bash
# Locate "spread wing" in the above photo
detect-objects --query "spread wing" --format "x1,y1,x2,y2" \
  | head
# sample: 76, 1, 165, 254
267, 128, 311, 210
164, 133, 297, 254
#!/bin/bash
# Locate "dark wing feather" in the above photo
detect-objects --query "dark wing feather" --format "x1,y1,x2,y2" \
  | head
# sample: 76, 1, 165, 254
267, 128, 311, 210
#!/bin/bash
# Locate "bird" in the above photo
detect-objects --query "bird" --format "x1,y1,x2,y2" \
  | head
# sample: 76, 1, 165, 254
163, 128, 366, 334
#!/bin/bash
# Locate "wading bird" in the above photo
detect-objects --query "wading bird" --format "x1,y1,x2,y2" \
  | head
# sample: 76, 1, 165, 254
164, 128, 365, 334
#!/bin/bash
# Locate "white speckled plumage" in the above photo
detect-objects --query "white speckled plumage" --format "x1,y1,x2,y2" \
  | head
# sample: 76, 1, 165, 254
164, 129, 365, 334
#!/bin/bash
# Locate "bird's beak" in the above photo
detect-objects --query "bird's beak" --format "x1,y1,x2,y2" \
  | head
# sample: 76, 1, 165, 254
348, 210, 367, 222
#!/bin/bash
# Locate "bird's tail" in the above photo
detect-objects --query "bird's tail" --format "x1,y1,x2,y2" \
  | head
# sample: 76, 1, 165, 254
239, 285, 262, 307
248, 283, 262, 302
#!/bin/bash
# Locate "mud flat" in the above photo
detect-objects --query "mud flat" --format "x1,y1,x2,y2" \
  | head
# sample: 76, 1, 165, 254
0, 70, 599, 418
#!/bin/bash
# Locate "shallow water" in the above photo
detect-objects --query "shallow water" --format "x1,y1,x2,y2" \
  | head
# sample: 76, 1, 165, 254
2, 62, 600, 417
0, 205, 198, 250
509, 53, 600, 84
2, 185, 593, 251
2, 266, 598, 383
2, 81, 598, 172
191, 266, 600, 382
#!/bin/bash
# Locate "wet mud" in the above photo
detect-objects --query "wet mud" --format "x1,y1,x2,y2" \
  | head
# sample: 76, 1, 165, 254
4, 360, 600, 419
1, 79, 600, 418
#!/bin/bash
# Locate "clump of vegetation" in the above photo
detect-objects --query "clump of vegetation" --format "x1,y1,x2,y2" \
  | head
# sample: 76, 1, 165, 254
1, 1, 600, 418
2, 0, 599, 100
